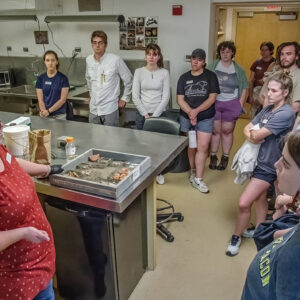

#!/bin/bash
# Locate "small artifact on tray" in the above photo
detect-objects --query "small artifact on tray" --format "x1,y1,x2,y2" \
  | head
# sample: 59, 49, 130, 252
68, 170, 80, 178
88, 154, 100, 162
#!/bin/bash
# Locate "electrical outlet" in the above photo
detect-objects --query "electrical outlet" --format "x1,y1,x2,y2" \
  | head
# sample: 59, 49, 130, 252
74, 47, 81, 53
23, 47, 29, 52
7, 46, 12, 51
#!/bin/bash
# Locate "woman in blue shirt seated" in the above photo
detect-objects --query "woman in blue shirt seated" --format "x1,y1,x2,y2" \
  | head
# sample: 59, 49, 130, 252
36, 50, 70, 119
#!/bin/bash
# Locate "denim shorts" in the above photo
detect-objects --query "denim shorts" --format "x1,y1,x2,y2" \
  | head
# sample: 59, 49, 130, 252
252, 166, 277, 185
214, 98, 242, 122
179, 115, 214, 133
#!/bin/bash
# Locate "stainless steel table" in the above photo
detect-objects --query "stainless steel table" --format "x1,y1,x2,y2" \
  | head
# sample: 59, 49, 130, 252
0, 112, 187, 299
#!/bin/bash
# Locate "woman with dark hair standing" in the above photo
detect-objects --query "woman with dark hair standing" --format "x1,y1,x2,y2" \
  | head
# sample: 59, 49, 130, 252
36, 50, 70, 119
248, 42, 275, 117
207, 41, 249, 170
132, 43, 170, 130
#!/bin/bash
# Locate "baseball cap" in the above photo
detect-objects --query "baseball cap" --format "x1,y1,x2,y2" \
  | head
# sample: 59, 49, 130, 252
191, 48, 206, 60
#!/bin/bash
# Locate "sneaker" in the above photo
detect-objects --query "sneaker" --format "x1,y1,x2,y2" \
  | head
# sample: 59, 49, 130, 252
189, 170, 196, 183
209, 154, 218, 170
226, 235, 241, 256
217, 155, 229, 170
156, 174, 165, 185
242, 225, 255, 238
192, 178, 209, 193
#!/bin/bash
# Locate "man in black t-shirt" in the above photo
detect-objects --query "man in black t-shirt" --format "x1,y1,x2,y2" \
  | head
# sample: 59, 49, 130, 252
177, 49, 220, 193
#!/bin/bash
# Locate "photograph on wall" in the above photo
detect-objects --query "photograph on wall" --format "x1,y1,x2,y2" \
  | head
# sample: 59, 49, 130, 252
34, 31, 49, 44
136, 17, 145, 26
145, 17, 158, 27
145, 38, 158, 46
120, 33, 127, 49
120, 16, 158, 50
136, 26, 144, 35
127, 38, 136, 47
127, 17, 136, 30
136, 35, 145, 48
119, 22, 126, 32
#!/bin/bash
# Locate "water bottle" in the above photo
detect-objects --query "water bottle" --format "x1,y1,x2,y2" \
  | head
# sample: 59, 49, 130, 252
188, 126, 197, 148
65, 136, 76, 160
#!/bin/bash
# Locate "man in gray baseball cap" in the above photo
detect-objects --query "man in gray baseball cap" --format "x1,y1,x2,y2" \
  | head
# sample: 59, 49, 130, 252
176, 47, 220, 193
191, 48, 206, 60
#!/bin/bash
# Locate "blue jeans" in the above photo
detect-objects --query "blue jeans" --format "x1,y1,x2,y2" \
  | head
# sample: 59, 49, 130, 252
33, 280, 55, 300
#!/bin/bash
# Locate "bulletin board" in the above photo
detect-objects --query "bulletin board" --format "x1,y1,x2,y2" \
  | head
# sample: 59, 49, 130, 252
119, 17, 158, 50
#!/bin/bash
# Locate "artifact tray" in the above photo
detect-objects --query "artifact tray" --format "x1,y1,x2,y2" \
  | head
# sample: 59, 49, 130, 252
50, 148, 151, 198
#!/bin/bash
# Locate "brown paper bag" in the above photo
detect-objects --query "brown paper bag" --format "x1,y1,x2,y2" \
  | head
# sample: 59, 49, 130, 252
29, 129, 51, 164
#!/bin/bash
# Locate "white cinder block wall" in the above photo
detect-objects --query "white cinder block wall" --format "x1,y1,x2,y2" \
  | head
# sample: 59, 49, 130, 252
0, 0, 282, 106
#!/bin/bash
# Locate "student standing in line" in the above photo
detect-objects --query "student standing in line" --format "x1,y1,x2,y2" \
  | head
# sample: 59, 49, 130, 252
259, 41, 300, 113
36, 50, 70, 119
226, 72, 295, 257
132, 43, 170, 185
177, 49, 220, 193
248, 42, 275, 117
242, 130, 300, 300
132, 43, 170, 130
207, 41, 248, 171
86, 30, 133, 127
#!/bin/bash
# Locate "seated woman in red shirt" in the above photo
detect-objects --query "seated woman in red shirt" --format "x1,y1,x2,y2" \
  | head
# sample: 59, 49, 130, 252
0, 145, 61, 300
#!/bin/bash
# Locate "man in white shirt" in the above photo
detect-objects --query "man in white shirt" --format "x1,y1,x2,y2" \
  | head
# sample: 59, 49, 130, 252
86, 30, 133, 126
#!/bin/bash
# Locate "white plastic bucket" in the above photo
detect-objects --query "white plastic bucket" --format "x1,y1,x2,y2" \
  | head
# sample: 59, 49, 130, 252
3, 125, 30, 158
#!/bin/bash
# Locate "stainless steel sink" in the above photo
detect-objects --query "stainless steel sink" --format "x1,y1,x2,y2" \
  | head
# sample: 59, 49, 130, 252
6, 84, 36, 95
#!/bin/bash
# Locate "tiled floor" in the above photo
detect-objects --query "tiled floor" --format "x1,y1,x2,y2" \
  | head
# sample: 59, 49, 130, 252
129, 118, 258, 300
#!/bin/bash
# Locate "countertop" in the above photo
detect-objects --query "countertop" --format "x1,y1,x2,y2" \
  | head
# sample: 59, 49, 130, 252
0, 112, 187, 213
0, 85, 138, 108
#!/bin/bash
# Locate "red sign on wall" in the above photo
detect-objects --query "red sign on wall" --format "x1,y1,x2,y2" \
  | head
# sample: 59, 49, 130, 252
172, 5, 183, 16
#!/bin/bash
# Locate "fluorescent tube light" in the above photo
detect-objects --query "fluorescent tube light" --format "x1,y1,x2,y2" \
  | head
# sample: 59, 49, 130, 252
44, 15, 125, 23
0, 14, 37, 21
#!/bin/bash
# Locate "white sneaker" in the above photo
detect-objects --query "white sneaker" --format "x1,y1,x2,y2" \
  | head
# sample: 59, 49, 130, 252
189, 170, 196, 183
242, 227, 255, 238
226, 235, 241, 256
156, 174, 165, 185
192, 178, 209, 193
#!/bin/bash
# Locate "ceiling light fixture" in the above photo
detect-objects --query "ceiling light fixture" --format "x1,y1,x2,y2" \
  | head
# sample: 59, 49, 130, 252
0, 14, 37, 21
44, 14, 125, 24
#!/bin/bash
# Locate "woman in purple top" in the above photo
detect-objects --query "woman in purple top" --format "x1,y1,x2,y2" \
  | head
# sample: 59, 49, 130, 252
36, 50, 70, 119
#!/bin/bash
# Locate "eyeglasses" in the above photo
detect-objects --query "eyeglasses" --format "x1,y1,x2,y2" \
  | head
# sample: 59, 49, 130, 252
92, 41, 105, 46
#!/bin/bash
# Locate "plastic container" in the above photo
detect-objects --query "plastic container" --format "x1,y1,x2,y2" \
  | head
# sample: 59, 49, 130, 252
3, 125, 30, 158
65, 136, 76, 160
188, 127, 197, 148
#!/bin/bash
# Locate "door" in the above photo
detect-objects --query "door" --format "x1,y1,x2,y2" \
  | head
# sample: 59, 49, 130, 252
235, 12, 300, 77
